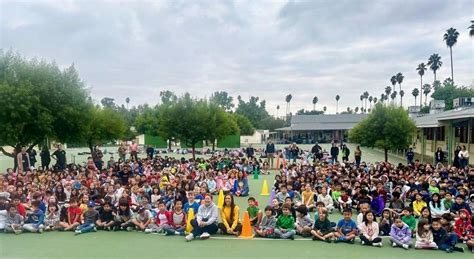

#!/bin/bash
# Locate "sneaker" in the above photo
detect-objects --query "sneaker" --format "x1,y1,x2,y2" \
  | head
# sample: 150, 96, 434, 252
350, 238, 355, 244
126, 227, 134, 232
200, 232, 210, 240
289, 235, 294, 240
402, 244, 409, 250
144, 229, 153, 233
392, 242, 398, 247
361, 241, 366, 245
373, 242, 383, 247
312, 236, 318, 241
453, 246, 464, 253
175, 231, 181, 236
185, 233, 194, 241
14, 230, 22, 235
93, 227, 97, 232
74, 230, 81, 235
165, 229, 174, 236
38, 228, 43, 234
446, 248, 453, 253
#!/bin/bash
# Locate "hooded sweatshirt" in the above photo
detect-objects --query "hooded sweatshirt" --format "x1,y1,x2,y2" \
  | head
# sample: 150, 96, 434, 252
454, 208, 474, 239
389, 222, 412, 242
196, 202, 218, 226
259, 215, 277, 230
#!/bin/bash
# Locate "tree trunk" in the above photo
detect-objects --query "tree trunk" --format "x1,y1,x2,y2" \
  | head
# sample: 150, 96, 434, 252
168, 139, 172, 150
192, 145, 196, 160
450, 47, 454, 83
212, 140, 215, 151
0, 146, 15, 158
384, 148, 388, 163
420, 76, 423, 108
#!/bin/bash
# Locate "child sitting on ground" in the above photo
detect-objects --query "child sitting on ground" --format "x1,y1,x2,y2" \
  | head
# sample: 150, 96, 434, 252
358, 211, 382, 247
311, 208, 334, 242
96, 202, 115, 230
357, 202, 370, 226
379, 208, 393, 236
23, 200, 44, 233
274, 204, 295, 240
4, 204, 23, 234
75, 201, 99, 235
334, 208, 357, 243
415, 219, 437, 249
389, 216, 412, 250
164, 199, 186, 236
401, 208, 416, 236
60, 198, 82, 231
147, 201, 171, 233
44, 203, 60, 231
295, 205, 313, 237
255, 206, 276, 238
431, 218, 464, 253
132, 206, 153, 231
454, 208, 473, 243
247, 197, 262, 226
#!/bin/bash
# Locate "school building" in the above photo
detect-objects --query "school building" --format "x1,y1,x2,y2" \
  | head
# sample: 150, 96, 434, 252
413, 107, 474, 164
275, 114, 368, 143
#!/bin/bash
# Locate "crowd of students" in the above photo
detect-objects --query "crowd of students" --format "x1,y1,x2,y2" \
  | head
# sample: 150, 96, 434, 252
0, 144, 473, 254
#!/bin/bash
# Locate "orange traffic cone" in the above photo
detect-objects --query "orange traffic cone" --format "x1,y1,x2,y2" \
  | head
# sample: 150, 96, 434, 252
260, 179, 269, 196
217, 189, 224, 209
185, 208, 195, 234
239, 211, 254, 238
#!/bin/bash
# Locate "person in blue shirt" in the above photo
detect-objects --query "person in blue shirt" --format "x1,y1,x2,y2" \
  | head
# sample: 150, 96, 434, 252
232, 171, 249, 197
451, 194, 472, 216
23, 200, 45, 233
335, 208, 357, 243
406, 148, 415, 165
183, 192, 200, 215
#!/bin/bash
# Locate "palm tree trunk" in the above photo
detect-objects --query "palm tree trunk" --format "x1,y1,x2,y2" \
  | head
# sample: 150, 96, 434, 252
420, 76, 423, 108
434, 71, 437, 82
336, 101, 338, 114
313, 104, 315, 111
414, 96, 416, 106
450, 47, 454, 83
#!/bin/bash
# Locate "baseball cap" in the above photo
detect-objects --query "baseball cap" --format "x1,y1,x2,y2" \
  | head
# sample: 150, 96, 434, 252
87, 201, 95, 207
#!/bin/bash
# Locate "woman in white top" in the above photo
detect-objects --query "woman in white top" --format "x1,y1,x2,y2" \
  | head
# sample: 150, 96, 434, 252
458, 145, 469, 169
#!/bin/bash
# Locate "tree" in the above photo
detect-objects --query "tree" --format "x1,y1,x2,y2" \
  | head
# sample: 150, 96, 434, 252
101, 97, 116, 109
0, 51, 92, 162
390, 75, 397, 93
323, 106, 327, 113
159, 90, 177, 104
399, 90, 405, 107
431, 79, 474, 110
312, 96, 318, 111
360, 95, 364, 110
125, 97, 130, 109
443, 27, 459, 83
416, 63, 427, 107
469, 20, 474, 36
380, 94, 385, 103
390, 91, 397, 103
285, 94, 292, 117
206, 103, 239, 150
335, 94, 340, 114
385, 86, 391, 97
412, 88, 419, 106
276, 105, 280, 118
423, 84, 431, 106
373, 97, 378, 105
349, 103, 416, 162
395, 72, 404, 105
368, 96, 373, 109
232, 113, 255, 135
363, 91, 369, 110
235, 95, 271, 129
83, 107, 127, 152
428, 54, 442, 82
355, 107, 359, 113
210, 91, 234, 112
296, 109, 324, 115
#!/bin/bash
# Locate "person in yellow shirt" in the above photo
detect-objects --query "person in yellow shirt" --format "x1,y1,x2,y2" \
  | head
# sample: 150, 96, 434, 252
301, 183, 315, 211
218, 194, 241, 235
412, 193, 427, 217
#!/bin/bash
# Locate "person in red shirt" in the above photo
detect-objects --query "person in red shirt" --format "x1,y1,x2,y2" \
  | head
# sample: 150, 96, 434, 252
11, 195, 26, 217
60, 198, 82, 231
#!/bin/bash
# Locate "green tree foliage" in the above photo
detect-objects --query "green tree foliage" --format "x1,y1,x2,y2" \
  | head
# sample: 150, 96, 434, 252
159, 90, 177, 104
431, 79, 474, 110
349, 103, 416, 162
134, 104, 160, 135
83, 107, 127, 152
101, 97, 116, 108
232, 114, 255, 135
0, 50, 92, 157
206, 104, 239, 150
210, 91, 234, 111
296, 109, 324, 115
235, 95, 269, 128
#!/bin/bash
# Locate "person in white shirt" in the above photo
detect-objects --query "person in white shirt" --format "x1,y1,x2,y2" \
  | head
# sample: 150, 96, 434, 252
458, 145, 469, 169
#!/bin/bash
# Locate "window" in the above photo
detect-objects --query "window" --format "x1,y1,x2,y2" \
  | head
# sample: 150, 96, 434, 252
436, 126, 445, 141
424, 128, 434, 140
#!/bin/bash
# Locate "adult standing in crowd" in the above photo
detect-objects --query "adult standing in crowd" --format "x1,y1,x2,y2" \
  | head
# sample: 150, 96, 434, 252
453, 145, 461, 168
146, 145, 154, 159
92, 145, 104, 170
434, 147, 444, 165
28, 148, 37, 167
185, 195, 218, 241
118, 143, 127, 162
40, 145, 51, 170
341, 144, 350, 163
52, 144, 66, 171
289, 143, 299, 163
406, 148, 415, 165
459, 145, 469, 169
16, 147, 30, 174
246, 144, 254, 159
265, 140, 275, 169
129, 141, 138, 161
311, 142, 323, 162
354, 145, 362, 166
330, 143, 339, 164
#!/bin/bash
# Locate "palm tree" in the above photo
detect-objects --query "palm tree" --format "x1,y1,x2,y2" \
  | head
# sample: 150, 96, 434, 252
423, 84, 431, 106
312, 96, 318, 111
346, 107, 351, 113
416, 63, 427, 107
469, 20, 474, 37
395, 72, 404, 105
276, 105, 280, 118
125, 97, 130, 109
427, 54, 442, 82
380, 93, 385, 103
285, 94, 292, 117
323, 106, 327, 113
373, 97, 378, 104
399, 90, 405, 106
355, 107, 359, 113
368, 96, 373, 109
360, 95, 364, 109
363, 91, 369, 110
443, 27, 459, 83
412, 88, 419, 106
390, 75, 397, 92
335, 95, 340, 114
385, 86, 391, 97
390, 91, 397, 103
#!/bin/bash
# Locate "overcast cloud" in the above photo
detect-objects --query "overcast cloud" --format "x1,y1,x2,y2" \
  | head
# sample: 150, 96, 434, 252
1, 0, 473, 115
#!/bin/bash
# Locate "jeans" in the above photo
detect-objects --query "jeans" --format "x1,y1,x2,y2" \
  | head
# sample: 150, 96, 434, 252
359, 234, 382, 245
389, 236, 412, 246
78, 223, 96, 233
274, 228, 295, 239
355, 156, 361, 166
190, 219, 218, 237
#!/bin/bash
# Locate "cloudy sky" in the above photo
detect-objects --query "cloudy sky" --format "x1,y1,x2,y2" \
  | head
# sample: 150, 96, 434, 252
1, 0, 473, 115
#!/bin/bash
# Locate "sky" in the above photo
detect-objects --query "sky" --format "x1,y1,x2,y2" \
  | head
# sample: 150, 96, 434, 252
1, 0, 473, 115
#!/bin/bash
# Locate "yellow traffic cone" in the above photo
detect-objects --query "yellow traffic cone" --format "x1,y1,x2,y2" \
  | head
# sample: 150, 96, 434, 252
217, 189, 224, 209
260, 179, 269, 196
239, 211, 254, 238
185, 208, 195, 234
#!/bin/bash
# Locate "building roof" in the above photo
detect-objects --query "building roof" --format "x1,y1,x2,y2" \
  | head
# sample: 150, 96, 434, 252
413, 107, 474, 128
276, 114, 368, 131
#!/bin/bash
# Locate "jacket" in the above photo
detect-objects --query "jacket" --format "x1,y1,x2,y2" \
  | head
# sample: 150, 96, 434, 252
296, 215, 314, 228
431, 227, 448, 245
155, 210, 173, 225
276, 214, 295, 230
259, 215, 276, 230
389, 223, 411, 242
196, 203, 218, 226
358, 222, 379, 239
454, 208, 474, 239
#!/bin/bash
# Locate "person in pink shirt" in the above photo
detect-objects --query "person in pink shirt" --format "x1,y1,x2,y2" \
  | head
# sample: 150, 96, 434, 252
129, 141, 138, 161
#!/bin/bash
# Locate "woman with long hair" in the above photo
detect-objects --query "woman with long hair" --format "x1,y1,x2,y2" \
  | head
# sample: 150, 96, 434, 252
218, 194, 242, 236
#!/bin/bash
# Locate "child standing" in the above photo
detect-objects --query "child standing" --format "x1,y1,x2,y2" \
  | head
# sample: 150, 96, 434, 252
358, 211, 383, 247
415, 219, 437, 249
75, 201, 99, 235
274, 204, 295, 240
255, 206, 276, 238
295, 205, 313, 237
311, 208, 334, 242
389, 217, 412, 250
23, 200, 44, 233
335, 208, 357, 243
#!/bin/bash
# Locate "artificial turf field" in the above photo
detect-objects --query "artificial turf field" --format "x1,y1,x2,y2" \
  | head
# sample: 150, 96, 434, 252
0, 146, 470, 258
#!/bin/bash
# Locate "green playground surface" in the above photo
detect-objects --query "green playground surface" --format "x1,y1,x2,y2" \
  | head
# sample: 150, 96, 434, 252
1, 173, 472, 258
